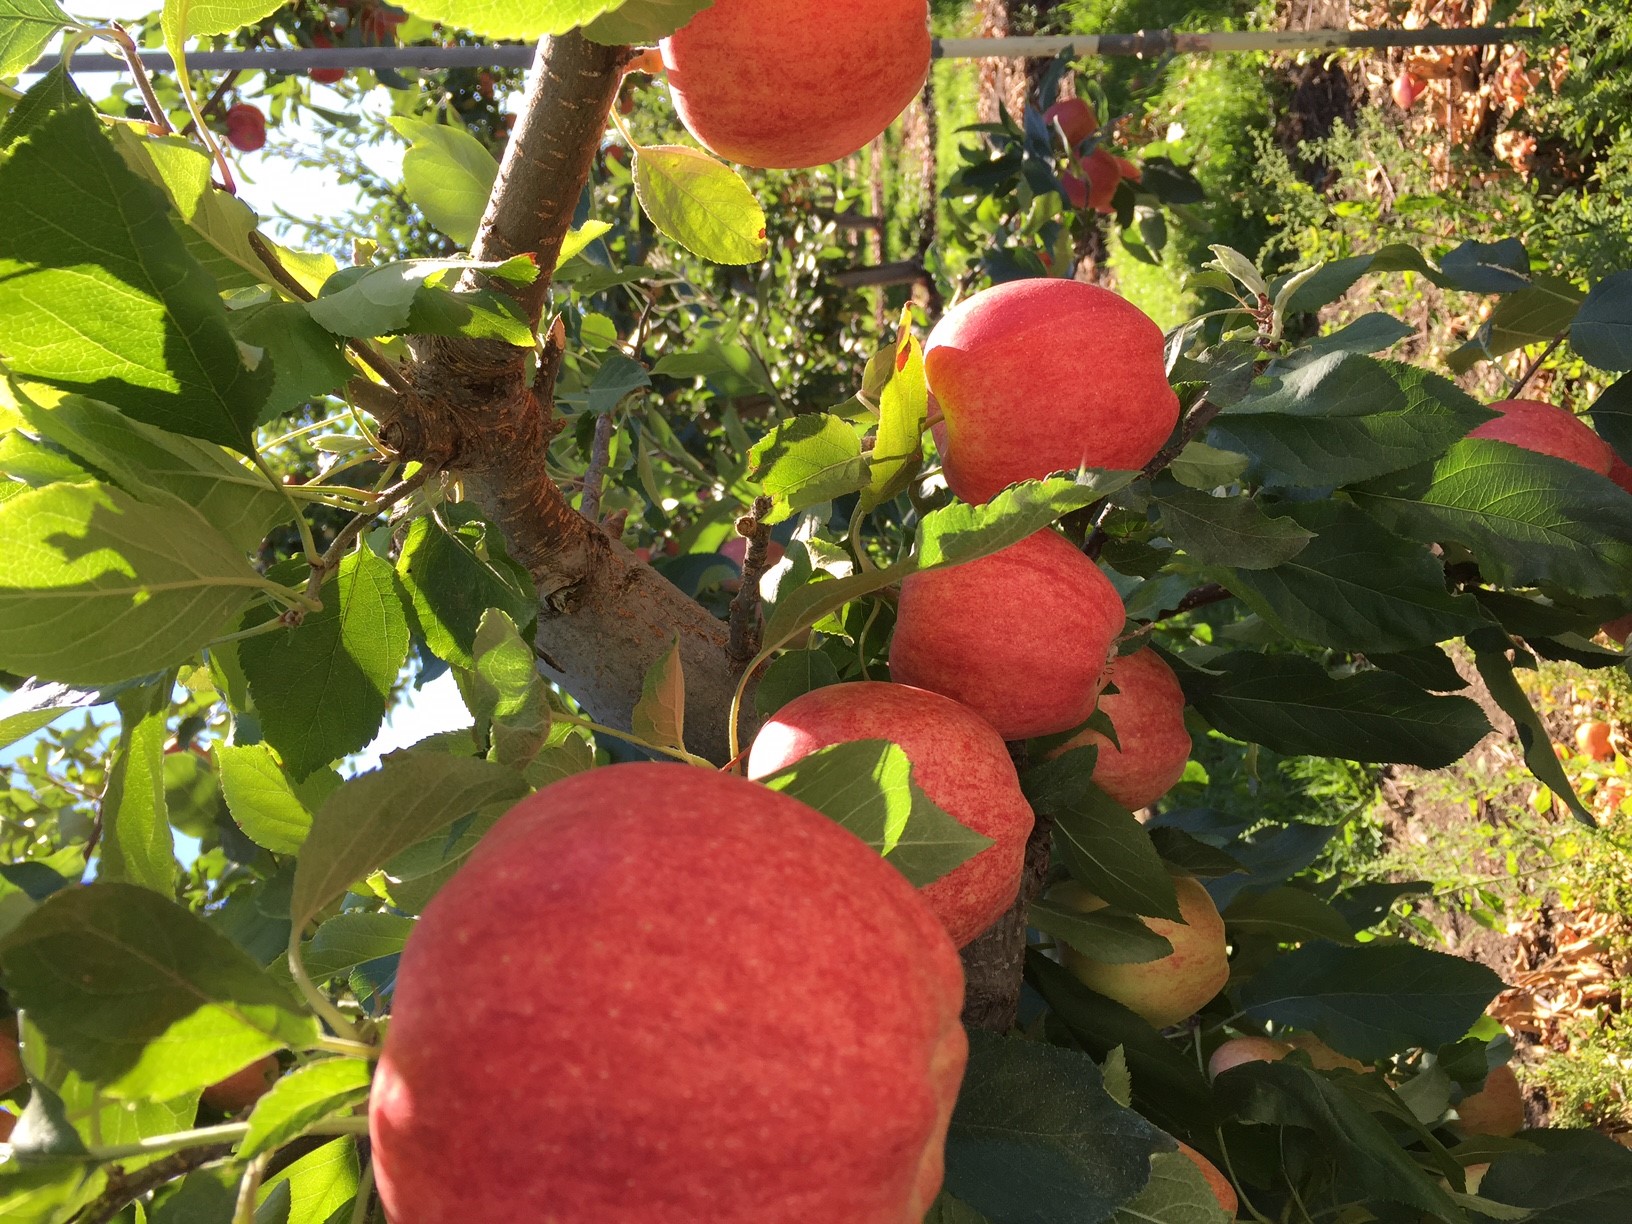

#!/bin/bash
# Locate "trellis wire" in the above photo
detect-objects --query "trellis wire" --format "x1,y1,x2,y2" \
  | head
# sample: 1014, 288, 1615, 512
33, 26, 1546, 75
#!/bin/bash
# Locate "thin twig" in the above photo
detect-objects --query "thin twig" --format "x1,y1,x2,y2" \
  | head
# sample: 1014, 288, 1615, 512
1147, 582, 1233, 623
580, 411, 615, 522
1509, 332, 1566, 398
302, 469, 429, 600
181, 68, 241, 139
99, 23, 171, 135
727, 496, 774, 666
77, 1145, 235, 1224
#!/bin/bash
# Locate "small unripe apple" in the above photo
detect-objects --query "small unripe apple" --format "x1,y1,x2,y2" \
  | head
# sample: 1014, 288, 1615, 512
223, 104, 267, 153
1042, 97, 1098, 146
371, 764, 967, 1223
1176, 1141, 1238, 1215
1392, 71, 1427, 109
924, 278, 1179, 505
661, 0, 931, 169
890, 529, 1126, 741
0, 1017, 23, 1095
1286, 1032, 1369, 1074
201, 1054, 279, 1113
1454, 1064, 1524, 1138
1046, 647, 1191, 812
1467, 399, 1615, 475
1050, 875, 1229, 1028
1207, 1035, 1292, 1079
748, 681, 1035, 946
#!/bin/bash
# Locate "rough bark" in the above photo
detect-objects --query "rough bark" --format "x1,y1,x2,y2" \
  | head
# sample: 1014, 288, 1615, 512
378, 32, 752, 764
961, 810, 1055, 1032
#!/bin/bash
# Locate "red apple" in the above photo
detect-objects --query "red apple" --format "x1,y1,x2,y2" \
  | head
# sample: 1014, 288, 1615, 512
1043, 97, 1098, 146
1454, 1064, 1524, 1138
1176, 1141, 1238, 1215
1467, 398, 1615, 475
1079, 146, 1121, 213
0, 1108, 15, 1143
309, 32, 345, 84
201, 1054, 279, 1113
891, 529, 1125, 741
1610, 455, 1632, 495
223, 104, 267, 153
1049, 874, 1228, 1028
747, 681, 1035, 946
925, 278, 1179, 504
1046, 647, 1191, 811
370, 764, 967, 1224
1061, 171, 1089, 210
1111, 154, 1142, 183
0, 1017, 23, 1095
1603, 612, 1632, 645
661, 0, 931, 169
1392, 71, 1427, 109
1207, 1035, 1292, 1079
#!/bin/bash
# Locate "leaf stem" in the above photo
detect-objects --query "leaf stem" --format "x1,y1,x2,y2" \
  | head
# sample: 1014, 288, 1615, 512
287, 931, 366, 1045
550, 711, 711, 767
233, 1152, 269, 1224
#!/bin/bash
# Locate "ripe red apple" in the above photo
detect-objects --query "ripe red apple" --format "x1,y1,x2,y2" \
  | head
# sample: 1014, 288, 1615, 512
1207, 1035, 1292, 1079
890, 529, 1126, 741
1286, 1032, 1369, 1074
1049, 875, 1228, 1028
1454, 1064, 1524, 1138
223, 104, 267, 153
1111, 154, 1142, 183
201, 1054, 279, 1113
370, 764, 967, 1224
747, 681, 1035, 947
1079, 146, 1121, 213
0, 1017, 24, 1095
1046, 647, 1191, 812
924, 279, 1179, 504
660, 0, 931, 169
1061, 171, 1089, 210
1603, 612, 1632, 645
309, 32, 345, 84
1467, 398, 1615, 475
1176, 1141, 1238, 1215
1609, 455, 1632, 495
0, 1108, 15, 1143
1392, 71, 1427, 109
1043, 97, 1098, 146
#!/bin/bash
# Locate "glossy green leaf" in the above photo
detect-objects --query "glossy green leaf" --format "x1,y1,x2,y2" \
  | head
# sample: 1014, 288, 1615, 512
1470, 632, 1593, 826
305, 257, 537, 341
257, 1137, 357, 1222
1238, 939, 1505, 1061
300, 911, 414, 981
388, 116, 498, 247
239, 547, 410, 780
1175, 650, 1491, 767
748, 413, 865, 524
239, 1059, 371, 1161
862, 308, 929, 510
215, 743, 314, 855
944, 1029, 1168, 1224
98, 680, 178, 893
1223, 885, 1354, 945
289, 751, 528, 929
225, 303, 355, 424
1478, 1130, 1632, 1222
633, 144, 769, 264
0, 96, 270, 451
396, 505, 538, 671
1447, 274, 1584, 373
1156, 488, 1314, 570
1571, 271, 1632, 370
466, 608, 548, 770
1108, 1149, 1231, 1224
1028, 899, 1173, 964
0, 483, 274, 687
753, 648, 842, 718
393, 0, 620, 38
0, 0, 70, 77
583, 0, 713, 41
0, 883, 318, 1099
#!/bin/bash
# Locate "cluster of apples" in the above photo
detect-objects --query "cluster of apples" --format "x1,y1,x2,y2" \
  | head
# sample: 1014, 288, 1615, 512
1042, 96, 1142, 215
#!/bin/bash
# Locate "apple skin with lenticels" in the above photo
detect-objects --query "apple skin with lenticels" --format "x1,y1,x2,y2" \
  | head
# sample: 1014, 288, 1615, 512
924, 278, 1179, 504
660, 0, 930, 169
1046, 647, 1191, 812
748, 680, 1034, 947
1467, 398, 1614, 474
370, 763, 967, 1224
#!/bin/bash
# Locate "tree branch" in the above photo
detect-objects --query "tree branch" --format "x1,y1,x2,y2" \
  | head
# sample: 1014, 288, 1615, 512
727, 497, 774, 665
77, 1145, 234, 1224
961, 804, 1054, 1031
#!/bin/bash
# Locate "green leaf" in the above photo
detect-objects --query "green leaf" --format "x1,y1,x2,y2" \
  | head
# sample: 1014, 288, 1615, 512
0, 679, 112, 750
632, 144, 770, 265
215, 743, 314, 856
759, 739, 993, 887
1223, 886, 1354, 945
392, 0, 620, 38
225, 304, 355, 424
753, 649, 842, 718
1238, 939, 1505, 1061
257, 1138, 357, 1223
1028, 899, 1174, 964
289, 751, 529, 930
1175, 650, 1491, 768
0, 482, 273, 687
1479, 1130, 1632, 1222
0, 883, 318, 1099
913, 476, 1125, 569
305, 258, 537, 340
0, 0, 70, 77
1155, 488, 1314, 570
0, 96, 270, 451
861, 309, 929, 511
1209, 358, 1494, 489
1168, 440, 1249, 490
1023, 750, 1180, 922
300, 911, 413, 981
1448, 274, 1585, 373
387, 116, 498, 248
557, 220, 613, 269
1438, 237, 1532, 293
945, 1029, 1169, 1224
748, 413, 866, 524
162, 0, 286, 51
922, 1192, 995, 1224
396, 505, 538, 670
239, 547, 410, 780
1470, 633, 1593, 826
1219, 499, 1489, 654
1109, 1149, 1231, 1224
583, 0, 713, 41
98, 679, 178, 893
630, 635, 686, 754
465, 608, 549, 770
239, 1059, 371, 1161
1354, 438, 1632, 599
582, 352, 652, 414
1215, 1060, 1462, 1217
19, 391, 292, 554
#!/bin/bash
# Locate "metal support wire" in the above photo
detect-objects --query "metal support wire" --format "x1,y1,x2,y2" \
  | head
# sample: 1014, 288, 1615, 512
30, 26, 1546, 75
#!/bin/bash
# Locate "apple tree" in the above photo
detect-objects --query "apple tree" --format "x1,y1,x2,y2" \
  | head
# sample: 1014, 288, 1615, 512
1, 0, 1631, 1221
